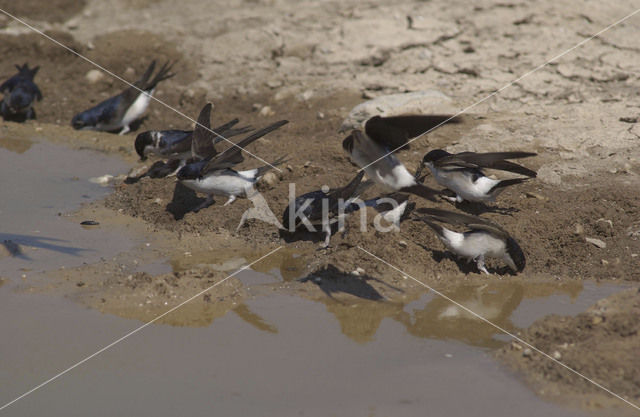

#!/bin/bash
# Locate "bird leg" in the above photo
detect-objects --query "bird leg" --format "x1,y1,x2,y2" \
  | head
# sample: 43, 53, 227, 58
223, 195, 237, 206
475, 255, 490, 275
118, 125, 131, 135
320, 223, 332, 249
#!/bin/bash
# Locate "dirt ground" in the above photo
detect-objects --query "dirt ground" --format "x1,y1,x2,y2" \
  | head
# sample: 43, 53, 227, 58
2, 0, 640, 413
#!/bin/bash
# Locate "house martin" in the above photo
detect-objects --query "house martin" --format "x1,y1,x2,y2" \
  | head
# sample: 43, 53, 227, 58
176, 103, 288, 211
417, 208, 526, 274
0, 63, 42, 122
71, 60, 174, 135
282, 171, 372, 247
416, 150, 537, 203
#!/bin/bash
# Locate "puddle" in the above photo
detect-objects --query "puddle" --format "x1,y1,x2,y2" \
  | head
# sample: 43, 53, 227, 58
170, 246, 311, 282
0, 131, 629, 415
0, 137, 132, 281
1, 270, 603, 417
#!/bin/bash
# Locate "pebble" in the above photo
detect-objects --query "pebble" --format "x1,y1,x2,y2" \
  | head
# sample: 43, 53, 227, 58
127, 165, 148, 178
317, 111, 325, 120
574, 223, 584, 235
552, 351, 562, 360
85, 69, 104, 84
398, 240, 408, 248
259, 171, 279, 187
525, 191, 546, 200
351, 267, 365, 276
585, 237, 606, 249
89, 174, 114, 186
80, 220, 99, 226
259, 106, 275, 117
522, 348, 532, 358
266, 80, 283, 89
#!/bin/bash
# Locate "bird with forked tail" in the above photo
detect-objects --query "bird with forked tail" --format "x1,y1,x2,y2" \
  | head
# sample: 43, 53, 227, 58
72, 60, 174, 135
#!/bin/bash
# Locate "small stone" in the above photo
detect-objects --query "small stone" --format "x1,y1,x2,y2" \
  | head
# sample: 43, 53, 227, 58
317, 111, 325, 120
525, 191, 547, 200
351, 267, 365, 276
259, 171, 279, 187
595, 218, 614, 237
574, 224, 584, 235
601, 259, 609, 265
511, 342, 522, 351
89, 174, 114, 186
259, 106, 275, 117
127, 165, 147, 178
80, 220, 99, 226
85, 69, 104, 84
304, 161, 311, 167
286, 165, 293, 172
444, 353, 453, 358
585, 237, 606, 248
552, 351, 562, 360
153, 198, 163, 205
252, 103, 262, 111
592, 316, 603, 325
619, 116, 637, 123
76, 281, 85, 287
266, 80, 283, 89
299, 90, 314, 101
522, 348, 532, 358
398, 240, 408, 248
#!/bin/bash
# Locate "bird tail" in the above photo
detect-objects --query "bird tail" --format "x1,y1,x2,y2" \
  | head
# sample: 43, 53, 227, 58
145, 60, 176, 91
416, 216, 445, 237
256, 155, 288, 178
490, 177, 530, 194
211, 118, 254, 145
400, 183, 439, 202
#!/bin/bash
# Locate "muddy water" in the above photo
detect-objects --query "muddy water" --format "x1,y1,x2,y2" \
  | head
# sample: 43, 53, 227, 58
0, 134, 626, 416
1, 270, 624, 416
0, 136, 132, 280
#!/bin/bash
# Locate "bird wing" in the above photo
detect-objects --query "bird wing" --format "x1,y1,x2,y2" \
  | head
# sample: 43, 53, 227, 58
201, 119, 288, 174
191, 103, 217, 160
439, 151, 537, 177
364, 114, 458, 151
418, 208, 510, 239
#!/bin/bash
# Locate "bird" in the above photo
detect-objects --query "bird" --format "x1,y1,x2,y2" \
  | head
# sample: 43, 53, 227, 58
0, 63, 42, 122
342, 115, 457, 202
134, 118, 253, 161
176, 103, 288, 211
282, 171, 372, 247
71, 60, 174, 135
416, 150, 537, 203
416, 208, 525, 274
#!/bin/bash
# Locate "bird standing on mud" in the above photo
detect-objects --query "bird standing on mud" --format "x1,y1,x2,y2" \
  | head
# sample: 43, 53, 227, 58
342, 115, 457, 202
0, 63, 42, 122
416, 150, 537, 203
176, 103, 288, 211
416, 208, 526, 275
71, 60, 174, 135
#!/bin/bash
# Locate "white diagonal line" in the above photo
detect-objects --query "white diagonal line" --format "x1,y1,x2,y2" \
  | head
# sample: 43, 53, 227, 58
357, 246, 640, 412
0, 8, 282, 172
0, 246, 283, 412
357, 7, 640, 172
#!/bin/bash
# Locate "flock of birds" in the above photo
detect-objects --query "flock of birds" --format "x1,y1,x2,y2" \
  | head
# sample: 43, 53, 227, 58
1, 60, 539, 275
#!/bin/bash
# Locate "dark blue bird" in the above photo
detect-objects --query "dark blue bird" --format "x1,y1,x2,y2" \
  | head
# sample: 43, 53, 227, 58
71, 60, 174, 135
282, 171, 375, 247
175, 103, 288, 211
0, 63, 42, 122
134, 118, 253, 161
